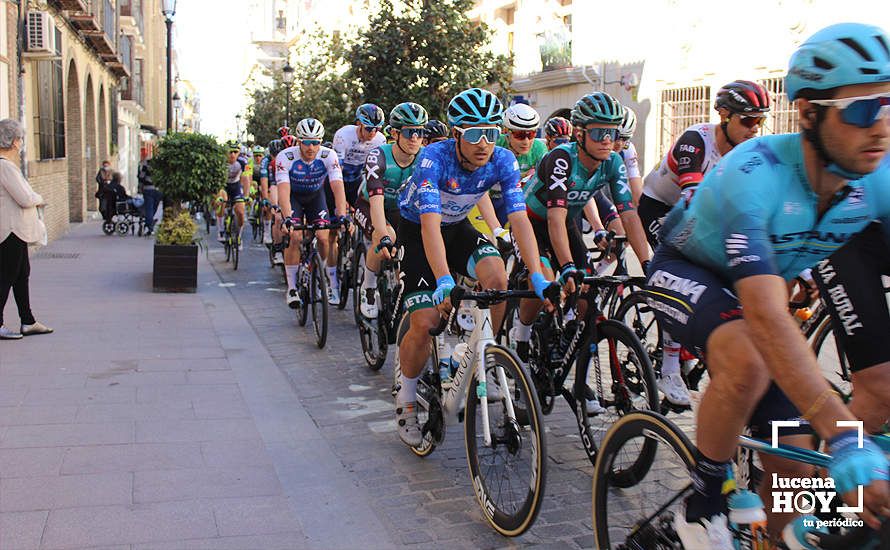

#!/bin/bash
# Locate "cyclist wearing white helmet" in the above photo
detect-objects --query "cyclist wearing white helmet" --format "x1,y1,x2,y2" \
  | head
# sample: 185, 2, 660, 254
615, 107, 643, 206
275, 118, 348, 309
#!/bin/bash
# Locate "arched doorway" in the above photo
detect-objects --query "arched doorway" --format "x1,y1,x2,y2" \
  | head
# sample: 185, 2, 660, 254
97, 85, 108, 200
65, 60, 83, 222
84, 76, 97, 212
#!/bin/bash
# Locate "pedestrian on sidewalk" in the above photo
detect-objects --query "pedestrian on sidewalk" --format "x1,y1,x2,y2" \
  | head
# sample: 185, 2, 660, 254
95, 160, 112, 218
0, 119, 53, 339
102, 171, 128, 224
138, 160, 162, 235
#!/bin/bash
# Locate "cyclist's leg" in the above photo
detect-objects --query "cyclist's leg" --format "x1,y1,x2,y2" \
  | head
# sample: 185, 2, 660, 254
448, 219, 507, 329
215, 189, 227, 239
284, 189, 305, 294
645, 246, 771, 521
514, 220, 553, 349
814, 222, 890, 432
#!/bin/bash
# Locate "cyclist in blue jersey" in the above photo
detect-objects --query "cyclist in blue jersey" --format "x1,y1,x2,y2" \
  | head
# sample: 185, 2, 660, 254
275, 119, 348, 309
644, 23, 890, 544
394, 88, 555, 448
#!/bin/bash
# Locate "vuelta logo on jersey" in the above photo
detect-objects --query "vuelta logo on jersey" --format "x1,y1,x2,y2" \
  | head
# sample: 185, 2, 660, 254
447, 178, 460, 191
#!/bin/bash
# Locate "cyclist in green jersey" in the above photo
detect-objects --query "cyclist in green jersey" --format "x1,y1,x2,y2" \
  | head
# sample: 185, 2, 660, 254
354, 102, 428, 318
511, 93, 651, 360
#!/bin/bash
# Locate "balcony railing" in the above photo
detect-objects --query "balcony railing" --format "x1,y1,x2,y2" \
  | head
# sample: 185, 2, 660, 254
121, 0, 144, 37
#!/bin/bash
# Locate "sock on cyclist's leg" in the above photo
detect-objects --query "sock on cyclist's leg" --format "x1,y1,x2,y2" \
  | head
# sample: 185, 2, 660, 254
514, 319, 533, 343
263, 220, 271, 234
686, 453, 731, 522
285, 265, 298, 290
661, 332, 681, 377
326, 266, 338, 286
397, 374, 419, 405
362, 265, 377, 290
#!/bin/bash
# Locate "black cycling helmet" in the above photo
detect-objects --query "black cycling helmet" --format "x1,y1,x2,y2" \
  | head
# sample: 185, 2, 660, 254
268, 139, 283, 157
714, 80, 771, 114
424, 119, 449, 140
355, 103, 385, 128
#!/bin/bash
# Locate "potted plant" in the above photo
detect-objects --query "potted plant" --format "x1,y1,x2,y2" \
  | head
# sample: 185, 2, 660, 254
153, 209, 200, 292
149, 132, 227, 292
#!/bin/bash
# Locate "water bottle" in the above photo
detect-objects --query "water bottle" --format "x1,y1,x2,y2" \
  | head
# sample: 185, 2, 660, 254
728, 490, 768, 550
782, 515, 827, 550
438, 342, 453, 389
451, 342, 469, 373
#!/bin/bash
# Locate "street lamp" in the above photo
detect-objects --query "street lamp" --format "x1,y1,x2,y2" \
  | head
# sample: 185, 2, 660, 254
235, 114, 242, 142
172, 92, 182, 132
282, 61, 295, 127
161, 0, 178, 134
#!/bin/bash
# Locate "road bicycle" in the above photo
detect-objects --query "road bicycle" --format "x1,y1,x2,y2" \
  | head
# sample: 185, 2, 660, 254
247, 195, 265, 243
333, 218, 359, 310
392, 286, 550, 536
222, 203, 241, 271
286, 218, 344, 348
591, 410, 890, 549
354, 239, 404, 370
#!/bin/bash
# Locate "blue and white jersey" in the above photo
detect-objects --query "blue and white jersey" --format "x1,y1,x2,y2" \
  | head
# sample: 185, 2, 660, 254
398, 139, 524, 225
659, 133, 890, 283
332, 125, 386, 186
275, 146, 343, 195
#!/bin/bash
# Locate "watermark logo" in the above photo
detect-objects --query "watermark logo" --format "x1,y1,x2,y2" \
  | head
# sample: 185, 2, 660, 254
770, 420, 865, 530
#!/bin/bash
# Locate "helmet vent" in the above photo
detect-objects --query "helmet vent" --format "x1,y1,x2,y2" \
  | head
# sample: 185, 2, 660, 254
874, 35, 890, 58
860, 68, 879, 74
813, 56, 835, 70
839, 38, 873, 61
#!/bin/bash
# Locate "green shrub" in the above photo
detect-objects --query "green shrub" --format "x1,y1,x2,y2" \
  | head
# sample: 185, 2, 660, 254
155, 209, 198, 246
151, 133, 227, 208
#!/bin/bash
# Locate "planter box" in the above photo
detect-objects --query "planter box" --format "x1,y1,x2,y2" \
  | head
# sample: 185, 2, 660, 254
153, 244, 198, 293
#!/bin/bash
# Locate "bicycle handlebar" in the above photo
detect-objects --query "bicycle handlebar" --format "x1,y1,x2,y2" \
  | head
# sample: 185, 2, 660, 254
428, 285, 554, 337
588, 233, 626, 263
285, 218, 345, 232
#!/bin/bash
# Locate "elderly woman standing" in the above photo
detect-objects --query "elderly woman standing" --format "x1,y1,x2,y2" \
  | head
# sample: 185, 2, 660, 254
0, 119, 52, 339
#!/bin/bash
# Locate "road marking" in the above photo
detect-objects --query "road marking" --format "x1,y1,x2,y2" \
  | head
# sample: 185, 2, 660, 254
219, 283, 236, 287
334, 396, 391, 419
266, 288, 285, 293
349, 384, 371, 392
247, 280, 271, 285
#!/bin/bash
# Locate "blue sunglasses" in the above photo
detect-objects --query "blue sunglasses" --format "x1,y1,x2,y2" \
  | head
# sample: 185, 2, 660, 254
585, 127, 620, 142
398, 127, 425, 139
811, 93, 890, 128
454, 126, 500, 144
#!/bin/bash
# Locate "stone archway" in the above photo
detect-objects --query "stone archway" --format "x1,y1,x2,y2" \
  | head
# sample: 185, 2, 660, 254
84, 76, 97, 212
97, 85, 108, 174
66, 60, 83, 222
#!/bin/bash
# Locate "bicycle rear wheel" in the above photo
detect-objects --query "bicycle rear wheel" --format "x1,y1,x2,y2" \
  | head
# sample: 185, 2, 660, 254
352, 241, 366, 326
464, 345, 546, 537
574, 319, 659, 475
232, 219, 241, 271
592, 411, 696, 550
811, 313, 853, 401
393, 312, 439, 457
297, 266, 309, 327
336, 230, 351, 310
310, 253, 328, 348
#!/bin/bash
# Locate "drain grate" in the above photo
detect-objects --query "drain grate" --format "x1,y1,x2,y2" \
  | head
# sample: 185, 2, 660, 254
33, 252, 81, 260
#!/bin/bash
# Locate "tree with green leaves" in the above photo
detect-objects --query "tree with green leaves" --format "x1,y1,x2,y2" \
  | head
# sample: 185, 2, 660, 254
345, 0, 512, 120
151, 133, 227, 211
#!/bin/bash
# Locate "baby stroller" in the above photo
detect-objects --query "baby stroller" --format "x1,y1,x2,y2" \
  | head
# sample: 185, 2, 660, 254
102, 195, 146, 236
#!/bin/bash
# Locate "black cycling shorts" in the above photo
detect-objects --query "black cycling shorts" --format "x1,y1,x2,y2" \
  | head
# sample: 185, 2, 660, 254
400, 218, 500, 312
638, 194, 672, 249
290, 190, 329, 223
645, 244, 809, 438
531, 217, 589, 272
325, 178, 361, 213
813, 222, 890, 372
225, 182, 245, 205
354, 197, 401, 242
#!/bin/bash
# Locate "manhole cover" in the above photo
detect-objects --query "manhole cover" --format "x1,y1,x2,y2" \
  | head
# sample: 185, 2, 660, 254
33, 252, 81, 259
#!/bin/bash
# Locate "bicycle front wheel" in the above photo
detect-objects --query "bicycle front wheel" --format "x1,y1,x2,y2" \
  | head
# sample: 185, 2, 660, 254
811, 313, 853, 401
232, 219, 241, 271
464, 345, 546, 537
310, 254, 328, 348
592, 411, 696, 550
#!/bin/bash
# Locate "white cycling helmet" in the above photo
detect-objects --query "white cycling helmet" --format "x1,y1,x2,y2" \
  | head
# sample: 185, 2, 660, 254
295, 118, 325, 140
618, 107, 637, 139
504, 103, 541, 131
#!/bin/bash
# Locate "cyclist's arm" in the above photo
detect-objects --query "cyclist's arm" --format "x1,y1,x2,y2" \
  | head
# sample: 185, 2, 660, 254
608, 155, 650, 262
583, 198, 605, 232
239, 159, 250, 198
672, 130, 708, 200
323, 150, 347, 218
476, 193, 500, 234
546, 206, 573, 269
274, 153, 292, 218
364, 147, 389, 243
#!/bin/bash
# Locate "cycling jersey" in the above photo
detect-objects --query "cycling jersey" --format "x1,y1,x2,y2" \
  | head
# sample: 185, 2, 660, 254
253, 156, 269, 185
523, 143, 633, 222
642, 123, 721, 205
274, 146, 343, 195
659, 133, 890, 283
398, 139, 523, 226
261, 155, 276, 186
620, 141, 641, 180
227, 157, 247, 184
332, 125, 386, 186
359, 143, 420, 210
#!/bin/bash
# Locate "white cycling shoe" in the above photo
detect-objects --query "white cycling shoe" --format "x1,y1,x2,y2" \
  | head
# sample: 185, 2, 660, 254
263, 233, 273, 245
286, 289, 301, 309
658, 373, 692, 407
273, 252, 284, 265
360, 288, 379, 319
327, 285, 341, 305
396, 402, 423, 447
674, 501, 733, 550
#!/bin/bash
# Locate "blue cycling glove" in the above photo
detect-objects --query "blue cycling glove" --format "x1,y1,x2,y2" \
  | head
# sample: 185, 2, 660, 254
432, 275, 455, 306
530, 271, 550, 300
828, 430, 890, 494
559, 262, 579, 285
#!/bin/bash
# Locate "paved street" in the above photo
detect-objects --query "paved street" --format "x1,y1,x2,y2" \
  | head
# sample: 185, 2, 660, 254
0, 222, 609, 549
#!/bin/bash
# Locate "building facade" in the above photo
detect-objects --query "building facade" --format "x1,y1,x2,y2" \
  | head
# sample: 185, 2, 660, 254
470, 0, 890, 174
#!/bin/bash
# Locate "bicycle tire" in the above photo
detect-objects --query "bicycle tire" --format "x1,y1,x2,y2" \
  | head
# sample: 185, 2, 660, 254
811, 313, 853, 400
336, 230, 350, 310
393, 311, 438, 457
611, 290, 662, 376
591, 411, 696, 550
352, 242, 366, 327
232, 218, 241, 271
310, 254, 328, 348
358, 264, 387, 371
298, 266, 309, 327
464, 344, 546, 537
574, 319, 659, 476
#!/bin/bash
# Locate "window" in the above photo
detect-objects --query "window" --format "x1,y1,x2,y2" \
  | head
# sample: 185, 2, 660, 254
276, 10, 286, 31
759, 76, 798, 135
35, 27, 64, 160
657, 85, 711, 160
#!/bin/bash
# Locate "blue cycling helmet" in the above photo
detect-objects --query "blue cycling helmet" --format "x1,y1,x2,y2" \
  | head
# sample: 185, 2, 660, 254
355, 103, 385, 128
447, 88, 504, 127
389, 102, 429, 128
786, 22, 890, 101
